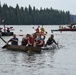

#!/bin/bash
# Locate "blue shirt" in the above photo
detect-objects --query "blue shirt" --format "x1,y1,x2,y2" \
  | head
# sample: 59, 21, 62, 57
10, 38, 18, 45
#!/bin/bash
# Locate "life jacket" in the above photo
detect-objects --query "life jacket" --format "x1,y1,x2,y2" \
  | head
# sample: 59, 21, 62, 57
41, 27, 45, 33
28, 36, 35, 45
36, 28, 39, 33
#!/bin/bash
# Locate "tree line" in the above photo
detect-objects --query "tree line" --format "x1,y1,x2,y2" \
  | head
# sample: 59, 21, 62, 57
0, 3, 71, 25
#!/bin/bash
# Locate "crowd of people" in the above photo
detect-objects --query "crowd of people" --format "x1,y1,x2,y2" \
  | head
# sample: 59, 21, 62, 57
0, 27, 10, 32
59, 25, 76, 29
6, 25, 58, 47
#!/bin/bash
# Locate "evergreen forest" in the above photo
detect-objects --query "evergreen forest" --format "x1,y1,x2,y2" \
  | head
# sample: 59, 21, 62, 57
0, 3, 71, 25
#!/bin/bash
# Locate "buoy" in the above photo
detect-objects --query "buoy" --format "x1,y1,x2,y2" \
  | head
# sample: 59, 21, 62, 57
19, 34, 23, 36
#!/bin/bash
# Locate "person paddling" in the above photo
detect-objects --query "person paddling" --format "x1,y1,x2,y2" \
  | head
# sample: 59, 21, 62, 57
21, 36, 28, 46
45, 34, 58, 46
34, 34, 45, 47
6, 34, 18, 45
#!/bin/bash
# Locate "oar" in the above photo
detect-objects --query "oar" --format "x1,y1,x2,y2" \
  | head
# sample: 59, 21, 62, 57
0, 36, 6, 43
56, 44, 59, 49
0, 36, 7, 48
56, 41, 59, 49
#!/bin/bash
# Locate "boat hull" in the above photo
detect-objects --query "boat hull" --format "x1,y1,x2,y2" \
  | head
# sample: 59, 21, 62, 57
3, 44, 41, 53
0, 32, 13, 36
51, 28, 76, 32
2, 44, 57, 54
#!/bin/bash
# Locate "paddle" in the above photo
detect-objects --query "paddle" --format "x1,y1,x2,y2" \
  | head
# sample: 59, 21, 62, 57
56, 41, 59, 49
0, 36, 7, 48
0, 36, 6, 43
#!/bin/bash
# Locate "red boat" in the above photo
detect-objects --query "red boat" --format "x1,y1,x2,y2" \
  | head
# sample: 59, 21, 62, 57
51, 25, 76, 32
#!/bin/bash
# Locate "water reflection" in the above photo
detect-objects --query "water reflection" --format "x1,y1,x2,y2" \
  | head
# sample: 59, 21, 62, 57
9, 52, 19, 63
25, 50, 57, 69
0, 44, 63, 75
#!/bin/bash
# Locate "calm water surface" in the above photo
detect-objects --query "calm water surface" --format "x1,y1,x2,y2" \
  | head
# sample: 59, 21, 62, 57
0, 25, 76, 75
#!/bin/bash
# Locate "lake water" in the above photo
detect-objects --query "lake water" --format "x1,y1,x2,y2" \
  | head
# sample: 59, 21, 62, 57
0, 25, 76, 75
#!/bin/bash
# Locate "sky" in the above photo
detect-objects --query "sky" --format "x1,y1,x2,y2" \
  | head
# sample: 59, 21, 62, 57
0, 0, 76, 15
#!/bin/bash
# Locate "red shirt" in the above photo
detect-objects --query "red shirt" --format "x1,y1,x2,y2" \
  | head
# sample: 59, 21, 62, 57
36, 27, 39, 33
28, 36, 34, 45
